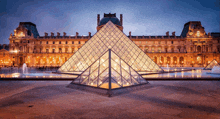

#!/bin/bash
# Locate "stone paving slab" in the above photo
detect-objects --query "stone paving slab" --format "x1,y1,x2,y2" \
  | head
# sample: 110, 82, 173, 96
0, 81, 219, 119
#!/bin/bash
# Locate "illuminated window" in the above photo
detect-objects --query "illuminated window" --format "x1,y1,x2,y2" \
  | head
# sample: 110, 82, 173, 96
158, 47, 161, 53
59, 48, 62, 53
52, 48, 55, 53
197, 31, 200, 37
152, 47, 154, 53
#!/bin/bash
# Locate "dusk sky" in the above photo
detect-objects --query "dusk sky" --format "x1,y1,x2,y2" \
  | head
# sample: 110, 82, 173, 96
0, 0, 219, 44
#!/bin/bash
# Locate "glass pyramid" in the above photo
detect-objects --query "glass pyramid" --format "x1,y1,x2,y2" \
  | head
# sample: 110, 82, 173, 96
73, 49, 148, 89
204, 59, 219, 70
58, 21, 162, 73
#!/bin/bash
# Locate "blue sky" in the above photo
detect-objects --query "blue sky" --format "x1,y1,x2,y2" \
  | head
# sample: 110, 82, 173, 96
0, 0, 219, 44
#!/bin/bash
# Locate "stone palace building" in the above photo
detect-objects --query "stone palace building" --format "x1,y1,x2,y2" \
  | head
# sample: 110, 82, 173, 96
1, 13, 220, 67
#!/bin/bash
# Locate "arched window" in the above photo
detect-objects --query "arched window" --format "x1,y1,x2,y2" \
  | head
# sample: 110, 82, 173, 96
173, 57, 177, 65
197, 56, 202, 64
144, 47, 148, 53
59, 48, 62, 53
180, 57, 184, 65
151, 47, 154, 53
197, 46, 201, 52
167, 57, 170, 65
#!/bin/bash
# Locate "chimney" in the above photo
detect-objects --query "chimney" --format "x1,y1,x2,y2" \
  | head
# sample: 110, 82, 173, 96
166, 31, 169, 36
97, 14, 100, 26
76, 32, 79, 37
120, 14, 123, 26
129, 31, 131, 37
57, 32, 60, 36
51, 32, 54, 37
63, 32, 66, 36
172, 31, 175, 36
45, 32, 48, 37
89, 32, 91, 37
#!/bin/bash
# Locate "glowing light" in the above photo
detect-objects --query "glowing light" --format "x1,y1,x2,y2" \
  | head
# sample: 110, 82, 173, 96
197, 31, 200, 37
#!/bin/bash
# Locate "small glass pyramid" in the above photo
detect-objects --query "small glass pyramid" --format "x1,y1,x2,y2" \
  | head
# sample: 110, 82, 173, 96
73, 49, 148, 89
204, 59, 219, 70
58, 21, 162, 73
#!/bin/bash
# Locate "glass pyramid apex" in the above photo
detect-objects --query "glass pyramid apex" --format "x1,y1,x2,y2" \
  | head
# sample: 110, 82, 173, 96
58, 21, 162, 73
73, 49, 148, 89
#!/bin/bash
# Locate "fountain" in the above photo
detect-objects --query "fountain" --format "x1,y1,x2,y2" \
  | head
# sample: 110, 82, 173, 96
22, 63, 28, 74
167, 64, 170, 71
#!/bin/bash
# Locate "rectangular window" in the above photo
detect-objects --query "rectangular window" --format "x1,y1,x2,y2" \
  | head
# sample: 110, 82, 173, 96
79, 41, 81, 44
66, 41, 68, 44
158, 41, 161, 44
72, 48, 74, 53
59, 41, 61, 44
40, 41, 42, 44
152, 47, 154, 53
59, 48, 62, 53
46, 41, 48, 44
171, 41, 173, 44
72, 41, 74, 44
65, 48, 68, 53
46, 49, 49, 53
52, 48, 55, 53
53, 41, 55, 44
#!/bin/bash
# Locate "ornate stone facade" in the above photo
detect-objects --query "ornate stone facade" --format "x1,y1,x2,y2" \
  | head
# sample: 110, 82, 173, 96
3, 13, 220, 67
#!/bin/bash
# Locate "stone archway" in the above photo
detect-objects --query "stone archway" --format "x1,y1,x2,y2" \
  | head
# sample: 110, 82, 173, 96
173, 57, 177, 66
179, 57, 184, 66
167, 57, 171, 65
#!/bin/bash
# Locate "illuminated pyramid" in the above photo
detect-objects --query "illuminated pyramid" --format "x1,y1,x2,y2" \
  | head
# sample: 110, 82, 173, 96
72, 49, 148, 90
204, 59, 219, 70
58, 21, 162, 73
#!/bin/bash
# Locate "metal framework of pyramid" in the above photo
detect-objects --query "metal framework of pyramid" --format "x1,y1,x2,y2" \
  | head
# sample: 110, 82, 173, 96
204, 59, 219, 70
58, 21, 162, 74
73, 49, 148, 90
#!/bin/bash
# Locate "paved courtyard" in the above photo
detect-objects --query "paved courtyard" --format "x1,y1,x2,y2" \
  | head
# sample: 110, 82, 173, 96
0, 81, 219, 119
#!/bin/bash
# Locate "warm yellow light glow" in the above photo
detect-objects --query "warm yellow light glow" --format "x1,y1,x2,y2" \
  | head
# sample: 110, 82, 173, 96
197, 31, 200, 37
